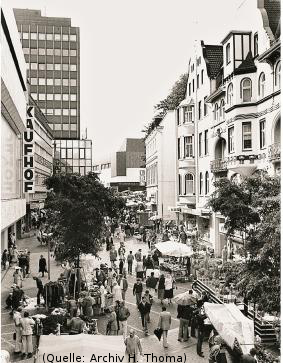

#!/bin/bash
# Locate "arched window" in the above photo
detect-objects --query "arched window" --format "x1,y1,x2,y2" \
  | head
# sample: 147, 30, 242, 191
241, 78, 252, 102
185, 174, 194, 195
214, 103, 219, 121
178, 174, 182, 195
219, 99, 225, 120
227, 83, 233, 106
199, 172, 203, 195
205, 171, 209, 194
258, 72, 265, 97
275, 61, 281, 88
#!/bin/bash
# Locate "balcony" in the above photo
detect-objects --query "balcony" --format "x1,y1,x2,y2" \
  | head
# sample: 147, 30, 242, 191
268, 143, 281, 162
210, 159, 227, 173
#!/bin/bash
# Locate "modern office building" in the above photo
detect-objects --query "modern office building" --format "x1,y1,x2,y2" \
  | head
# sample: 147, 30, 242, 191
14, 8, 80, 139
53, 139, 92, 175
93, 159, 111, 187
1, 5, 27, 250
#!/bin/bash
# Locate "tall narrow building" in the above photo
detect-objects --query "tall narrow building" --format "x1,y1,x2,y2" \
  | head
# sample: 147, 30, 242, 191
14, 8, 80, 139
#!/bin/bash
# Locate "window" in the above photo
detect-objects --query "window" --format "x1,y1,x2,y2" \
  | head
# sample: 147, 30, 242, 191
70, 50, 77, 56
62, 49, 69, 57
54, 64, 61, 71
62, 64, 69, 71
177, 138, 181, 159
258, 73, 265, 97
242, 122, 252, 149
47, 94, 53, 100
188, 83, 191, 96
30, 78, 37, 85
70, 79, 77, 87
63, 94, 69, 101
79, 148, 85, 159
183, 107, 189, 123
184, 136, 193, 158
38, 93, 45, 100
70, 64, 77, 71
38, 49, 45, 55
214, 103, 219, 121
46, 49, 53, 56
201, 70, 204, 84
54, 94, 61, 100
259, 120, 266, 149
178, 175, 182, 195
185, 174, 194, 194
23, 48, 29, 54
54, 79, 61, 86
198, 101, 202, 120
254, 33, 258, 57
22, 32, 29, 39
192, 79, 195, 92
228, 127, 234, 153
54, 34, 61, 41
54, 109, 61, 116
39, 63, 45, 70
38, 33, 45, 40
241, 78, 252, 102
30, 63, 37, 70
70, 109, 77, 116
46, 34, 53, 41
226, 43, 231, 65
62, 34, 69, 41
199, 133, 202, 156
199, 172, 203, 195
46, 109, 54, 115
70, 34, 77, 41
47, 79, 54, 86
275, 61, 281, 88
62, 109, 68, 116
54, 49, 61, 56
38, 78, 45, 85
204, 130, 208, 155
67, 149, 73, 159
197, 74, 200, 89
46, 64, 54, 70
31, 93, 37, 100
227, 83, 233, 106
176, 109, 180, 125
220, 99, 225, 120
205, 172, 209, 195
62, 79, 68, 86
31, 49, 37, 55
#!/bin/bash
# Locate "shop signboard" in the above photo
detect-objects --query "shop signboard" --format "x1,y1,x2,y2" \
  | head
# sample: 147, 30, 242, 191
168, 206, 181, 212
23, 106, 35, 193
139, 169, 146, 186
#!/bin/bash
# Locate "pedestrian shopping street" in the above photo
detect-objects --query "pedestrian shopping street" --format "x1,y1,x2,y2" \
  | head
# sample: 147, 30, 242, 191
1, 233, 210, 363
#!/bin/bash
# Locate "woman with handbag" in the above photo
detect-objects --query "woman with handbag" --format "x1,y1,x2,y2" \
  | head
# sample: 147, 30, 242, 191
13, 308, 22, 354
20, 311, 35, 359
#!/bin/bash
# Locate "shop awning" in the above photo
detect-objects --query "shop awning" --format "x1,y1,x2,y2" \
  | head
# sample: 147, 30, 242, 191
36, 335, 124, 363
155, 241, 193, 257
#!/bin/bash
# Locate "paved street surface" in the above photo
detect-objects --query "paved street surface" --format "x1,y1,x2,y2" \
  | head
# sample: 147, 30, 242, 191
1, 234, 209, 362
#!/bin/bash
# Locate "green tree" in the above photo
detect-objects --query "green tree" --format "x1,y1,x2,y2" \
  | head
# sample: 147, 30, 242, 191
44, 172, 125, 264
208, 174, 280, 313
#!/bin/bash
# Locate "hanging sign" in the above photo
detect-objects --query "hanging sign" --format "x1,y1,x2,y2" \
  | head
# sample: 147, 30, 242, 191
23, 106, 35, 193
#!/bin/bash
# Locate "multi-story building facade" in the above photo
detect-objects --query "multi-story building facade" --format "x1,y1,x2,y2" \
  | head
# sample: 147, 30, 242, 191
53, 139, 92, 175
1, 5, 27, 250
145, 111, 177, 221
175, 0, 280, 256
14, 8, 80, 140
93, 160, 111, 188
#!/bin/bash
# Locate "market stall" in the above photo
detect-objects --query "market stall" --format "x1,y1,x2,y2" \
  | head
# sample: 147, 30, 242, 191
36, 334, 125, 363
204, 302, 254, 355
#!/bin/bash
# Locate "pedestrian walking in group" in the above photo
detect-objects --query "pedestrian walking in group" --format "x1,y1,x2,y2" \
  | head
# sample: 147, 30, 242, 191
118, 301, 130, 340
138, 296, 151, 335
106, 306, 118, 335
11, 246, 19, 264
146, 272, 158, 297
136, 260, 144, 280
96, 267, 106, 285
113, 281, 123, 302
33, 276, 44, 306
38, 255, 47, 277
127, 251, 134, 275
13, 307, 22, 354
1, 249, 8, 270
124, 329, 143, 363
98, 282, 106, 315
133, 278, 143, 306
144, 290, 153, 323
20, 311, 35, 359
118, 274, 128, 301
34, 318, 43, 347
157, 274, 165, 304
13, 267, 23, 288
110, 247, 118, 268
158, 306, 172, 348
81, 294, 95, 318
107, 268, 114, 292
164, 273, 174, 304
135, 249, 142, 262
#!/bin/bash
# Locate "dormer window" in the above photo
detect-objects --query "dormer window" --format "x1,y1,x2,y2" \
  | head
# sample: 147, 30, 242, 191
241, 78, 252, 102
258, 72, 265, 98
226, 43, 231, 65
227, 83, 233, 106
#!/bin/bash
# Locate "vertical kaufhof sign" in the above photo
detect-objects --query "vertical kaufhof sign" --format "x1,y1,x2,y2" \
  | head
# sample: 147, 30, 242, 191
23, 106, 35, 193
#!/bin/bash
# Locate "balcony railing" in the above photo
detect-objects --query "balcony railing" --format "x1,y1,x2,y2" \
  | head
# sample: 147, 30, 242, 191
210, 158, 227, 173
268, 143, 281, 162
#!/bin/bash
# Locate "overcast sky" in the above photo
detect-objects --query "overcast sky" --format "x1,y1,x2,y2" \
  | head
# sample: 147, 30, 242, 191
5, 0, 252, 163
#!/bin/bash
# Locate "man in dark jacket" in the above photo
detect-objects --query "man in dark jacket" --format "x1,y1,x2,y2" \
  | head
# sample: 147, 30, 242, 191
38, 255, 47, 277
133, 279, 143, 306
138, 296, 151, 335
195, 307, 207, 357
177, 304, 192, 342
146, 272, 158, 296
33, 277, 44, 306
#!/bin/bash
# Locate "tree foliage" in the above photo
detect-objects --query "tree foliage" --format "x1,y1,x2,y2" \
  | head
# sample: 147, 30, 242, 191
208, 174, 280, 313
44, 173, 125, 263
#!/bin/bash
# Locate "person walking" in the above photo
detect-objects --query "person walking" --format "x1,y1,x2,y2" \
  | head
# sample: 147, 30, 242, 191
110, 247, 118, 268
124, 329, 143, 363
133, 278, 143, 306
144, 290, 153, 323
138, 296, 151, 336
33, 277, 44, 306
13, 308, 22, 355
113, 281, 123, 302
177, 304, 191, 342
1, 249, 8, 270
107, 268, 114, 292
107, 306, 118, 335
158, 306, 172, 348
157, 274, 165, 304
20, 311, 35, 359
196, 307, 207, 357
146, 272, 158, 297
13, 267, 23, 288
118, 274, 128, 301
81, 294, 95, 318
127, 251, 134, 275
118, 301, 130, 340
136, 260, 144, 280
164, 273, 174, 304
134, 249, 142, 262
38, 255, 47, 277
98, 282, 106, 315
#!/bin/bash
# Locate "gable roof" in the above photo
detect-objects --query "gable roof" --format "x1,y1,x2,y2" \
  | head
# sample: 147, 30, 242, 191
201, 41, 223, 79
